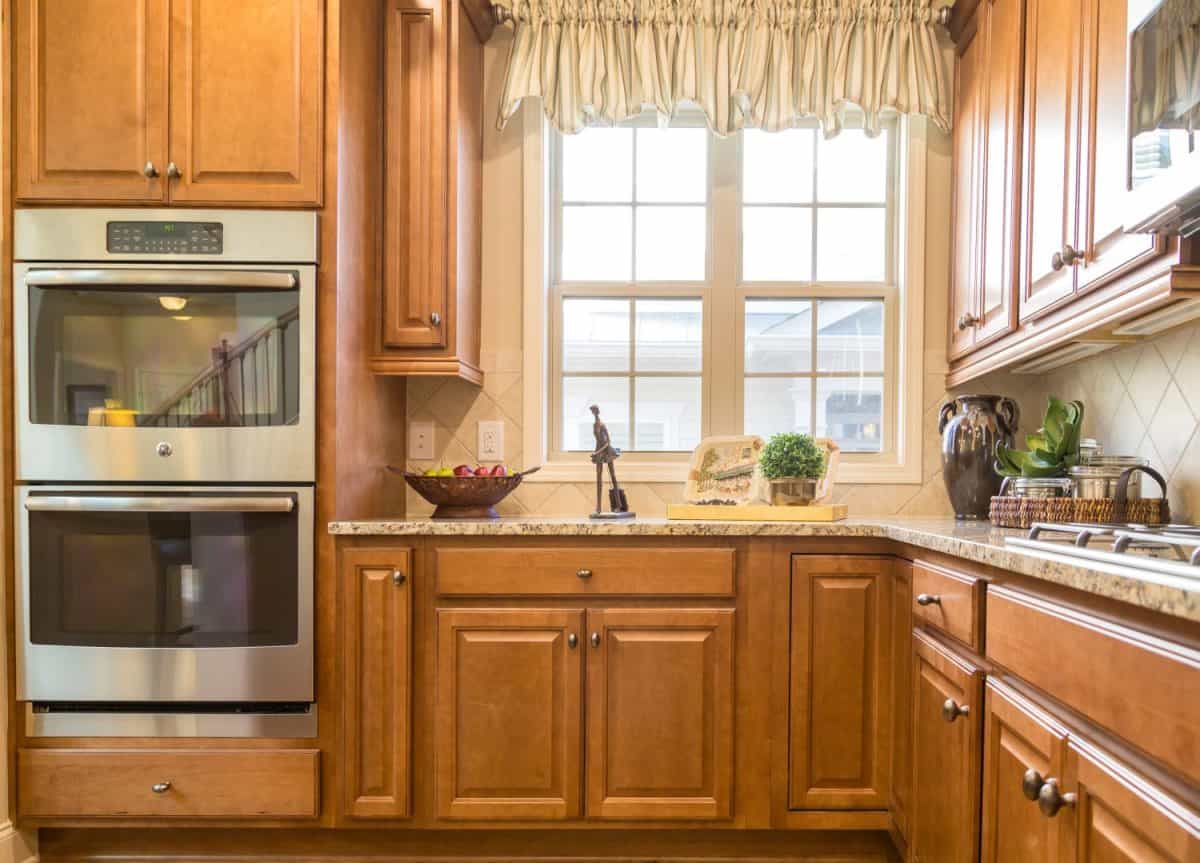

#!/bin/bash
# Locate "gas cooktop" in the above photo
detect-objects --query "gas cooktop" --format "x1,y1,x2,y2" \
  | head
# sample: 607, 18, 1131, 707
1006, 522, 1200, 579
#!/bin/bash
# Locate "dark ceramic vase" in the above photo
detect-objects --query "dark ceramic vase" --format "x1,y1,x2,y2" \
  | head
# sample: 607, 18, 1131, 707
939, 395, 1019, 520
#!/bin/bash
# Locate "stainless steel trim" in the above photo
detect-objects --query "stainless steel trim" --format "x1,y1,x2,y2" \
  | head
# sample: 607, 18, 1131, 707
16, 484, 315, 703
25, 704, 318, 738
26, 495, 296, 513
25, 268, 298, 289
14, 261, 316, 483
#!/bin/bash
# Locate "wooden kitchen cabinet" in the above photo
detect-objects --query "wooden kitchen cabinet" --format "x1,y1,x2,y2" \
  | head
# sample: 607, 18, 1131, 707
435, 609, 584, 820
949, 0, 1023, 359
341, 547, 412, 819
15, 0, 323, 206
586, 608, 734, 820
788, 556, 891, 810
889, 561, 913, 841
370, 0, 484, 383
909, 629, 984, 863
980, 680, 1068, 863
14, 0, 169, 202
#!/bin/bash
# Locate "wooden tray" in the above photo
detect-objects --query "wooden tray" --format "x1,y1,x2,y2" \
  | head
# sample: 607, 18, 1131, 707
667, 503, 848, 522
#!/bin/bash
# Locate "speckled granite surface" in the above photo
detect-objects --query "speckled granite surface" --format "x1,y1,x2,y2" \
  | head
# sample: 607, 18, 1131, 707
328, 516, 1200, 623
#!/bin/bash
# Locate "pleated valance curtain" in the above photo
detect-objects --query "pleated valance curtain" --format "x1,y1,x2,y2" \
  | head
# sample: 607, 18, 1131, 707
495, 0, 952, 137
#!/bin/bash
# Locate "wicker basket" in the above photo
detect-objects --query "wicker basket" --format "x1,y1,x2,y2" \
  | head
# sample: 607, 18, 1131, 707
989, 466, 1170, 529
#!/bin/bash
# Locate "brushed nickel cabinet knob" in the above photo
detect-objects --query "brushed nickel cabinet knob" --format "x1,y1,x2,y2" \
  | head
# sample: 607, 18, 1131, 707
590, 632, 601, 648
392, 569, 406, 586
916, 593, 941, 606
567, 633, 578, 649
430, 311, 441, 326
1061, 244, 1085, 266
151, 781, 172, 794
576, 568, 592, 579
1021, 768, 1044, 801
1036, 778, 1077, 818
1050, 250, 1065, 271
957, 313, 981, 331
941, 698, 969, 723
166, 161, 182, 179
143, 161, 159, 178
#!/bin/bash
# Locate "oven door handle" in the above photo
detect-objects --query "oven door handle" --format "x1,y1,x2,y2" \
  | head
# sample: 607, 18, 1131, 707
24, 496, 295, 513
24, 269, 298, 290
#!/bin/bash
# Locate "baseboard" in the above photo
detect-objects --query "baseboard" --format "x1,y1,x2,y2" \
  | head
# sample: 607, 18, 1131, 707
0, 822, 37, 863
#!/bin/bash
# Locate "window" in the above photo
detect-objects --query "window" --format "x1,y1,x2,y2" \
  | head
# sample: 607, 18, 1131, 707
529, 110, 926, 483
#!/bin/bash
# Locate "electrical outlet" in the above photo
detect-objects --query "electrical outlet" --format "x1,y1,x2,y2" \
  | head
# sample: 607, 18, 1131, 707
408, 421, 435, 461
478, 421, 504, 462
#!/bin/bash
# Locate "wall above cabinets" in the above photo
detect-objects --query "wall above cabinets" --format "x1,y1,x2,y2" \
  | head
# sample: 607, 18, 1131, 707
946, 0, 1200, 386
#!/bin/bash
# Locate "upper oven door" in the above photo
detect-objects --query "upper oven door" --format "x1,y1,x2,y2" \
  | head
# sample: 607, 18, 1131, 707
13, 263, 315, 482
1125, 0, 1200, 232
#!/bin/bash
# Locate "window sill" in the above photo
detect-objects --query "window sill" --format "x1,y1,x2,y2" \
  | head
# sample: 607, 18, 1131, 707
525, 460, 923, 485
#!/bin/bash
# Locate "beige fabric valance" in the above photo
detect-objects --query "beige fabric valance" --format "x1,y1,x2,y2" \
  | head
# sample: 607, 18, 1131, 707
495, 0, 952, 137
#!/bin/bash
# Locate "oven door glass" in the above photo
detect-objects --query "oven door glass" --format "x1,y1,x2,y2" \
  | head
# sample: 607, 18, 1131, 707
1129, 0, 1200, 188
26, 493, 298, 648
26, 269, 300, 428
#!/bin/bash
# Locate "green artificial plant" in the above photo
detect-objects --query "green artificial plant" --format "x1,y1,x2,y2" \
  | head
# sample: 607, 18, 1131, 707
994, 396, 1085, 478
759, 433, 827, 480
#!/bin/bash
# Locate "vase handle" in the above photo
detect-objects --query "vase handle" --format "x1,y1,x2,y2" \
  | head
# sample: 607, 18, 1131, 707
997, 398, 1020, 436
938, 401, 956, 434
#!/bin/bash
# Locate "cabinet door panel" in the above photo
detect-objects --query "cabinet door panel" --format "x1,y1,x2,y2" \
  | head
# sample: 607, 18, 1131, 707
1075, 0, 1162, 293
949, 8, 984, 360
341, 547, 412, 819
890, 562, 913, 839
381, 0, 449, 348
910, 630, 984, 863
15, 0, 168, 202
586, 609, 734, 820
980, 681, 1068, 863
1062, 740, 1200, 862
168, 0, 323, 205
789, 556, 891, 810
1020, 0, 1081, 320
436, 609, 583, 820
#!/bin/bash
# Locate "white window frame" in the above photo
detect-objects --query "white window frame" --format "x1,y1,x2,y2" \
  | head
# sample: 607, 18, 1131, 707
522, 110, 928, 484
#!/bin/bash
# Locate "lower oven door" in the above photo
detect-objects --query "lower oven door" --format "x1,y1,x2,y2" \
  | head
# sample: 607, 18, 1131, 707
16, 485, 313, 703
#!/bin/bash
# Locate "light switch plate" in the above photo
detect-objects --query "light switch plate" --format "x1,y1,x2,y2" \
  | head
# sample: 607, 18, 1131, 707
408, 421, 435, 461
478, 421, 504, 462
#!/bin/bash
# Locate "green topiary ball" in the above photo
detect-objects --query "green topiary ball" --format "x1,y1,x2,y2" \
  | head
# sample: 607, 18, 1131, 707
759, 433, 826, 480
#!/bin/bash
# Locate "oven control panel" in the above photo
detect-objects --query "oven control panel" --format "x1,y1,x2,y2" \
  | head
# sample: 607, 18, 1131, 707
106, 221, 224, 255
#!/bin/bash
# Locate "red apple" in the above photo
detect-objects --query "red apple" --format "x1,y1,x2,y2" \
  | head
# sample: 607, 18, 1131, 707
452, 464, 474, 477
490, 464, 507, 476
473, 465, 490, 476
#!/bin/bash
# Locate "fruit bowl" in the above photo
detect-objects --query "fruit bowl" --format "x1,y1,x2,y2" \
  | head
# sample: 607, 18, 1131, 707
390, 466, 540, 519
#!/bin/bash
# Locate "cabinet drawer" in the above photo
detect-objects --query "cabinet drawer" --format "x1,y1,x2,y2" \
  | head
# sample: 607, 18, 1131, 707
18, 749, 319, 819
435, 548, 735, 596
912, 561, 984, 650
986, 586, 1200, 785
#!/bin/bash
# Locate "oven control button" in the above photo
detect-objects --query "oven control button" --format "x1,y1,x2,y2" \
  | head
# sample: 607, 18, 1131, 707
156, 441, 174, 457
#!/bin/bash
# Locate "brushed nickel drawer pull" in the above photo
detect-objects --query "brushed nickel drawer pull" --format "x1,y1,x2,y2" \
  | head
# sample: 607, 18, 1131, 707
576, 568, 593, 579
151, 781, 172, 794
1036, 778, 1077, 817
916, 593, 941, 606
941, 698, 969, 722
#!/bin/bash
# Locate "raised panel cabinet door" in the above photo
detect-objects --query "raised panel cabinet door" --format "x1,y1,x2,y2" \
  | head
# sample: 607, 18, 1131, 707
15, 0, 169, 202
381, 0, 449, 349
980, 680, 1068, 863
788, 556, 891, 810
1074, 0, 1162, 293
1060, 738, 1200, 862
909, 630, 984, 863
1019, 0, 1082, 321
168, 0, 323, 205
973, 0, 1024, 347
341, 547, 412, 819
435, 609, 584, 820
586, 608, 734, 820
948, 3, 984, 360
890, 561, 914, 839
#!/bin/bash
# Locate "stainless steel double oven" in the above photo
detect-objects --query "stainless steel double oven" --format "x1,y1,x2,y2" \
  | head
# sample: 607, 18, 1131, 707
14, 209, 316, 736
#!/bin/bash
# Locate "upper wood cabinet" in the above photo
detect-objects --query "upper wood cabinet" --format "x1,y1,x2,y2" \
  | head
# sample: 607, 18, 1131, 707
788, 556, 891, 811
14, 0, 323, 206
341, 546, 412, 819
586, 609, 735, 821
370, 0, 484, 383
909, 629, 984, 863
435, 609, 584, 821
949, 0, 1023, 360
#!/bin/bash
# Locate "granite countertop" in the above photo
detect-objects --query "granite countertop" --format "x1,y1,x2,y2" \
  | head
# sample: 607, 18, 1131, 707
328, 516, 1200, 623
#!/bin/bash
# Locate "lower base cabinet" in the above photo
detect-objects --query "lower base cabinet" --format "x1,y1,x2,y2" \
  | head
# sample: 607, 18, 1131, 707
433, 606, 735, 822
910, 629, 984, 862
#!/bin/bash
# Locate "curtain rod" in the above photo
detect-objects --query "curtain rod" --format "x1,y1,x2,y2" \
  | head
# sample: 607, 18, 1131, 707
490, 3, 955, 28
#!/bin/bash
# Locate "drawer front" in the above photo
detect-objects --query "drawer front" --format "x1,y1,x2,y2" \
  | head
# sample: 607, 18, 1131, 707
986, 586, 1200, 785
912, 561, 983, 650
435, 548, 735, 596
18, 749, 319, 819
